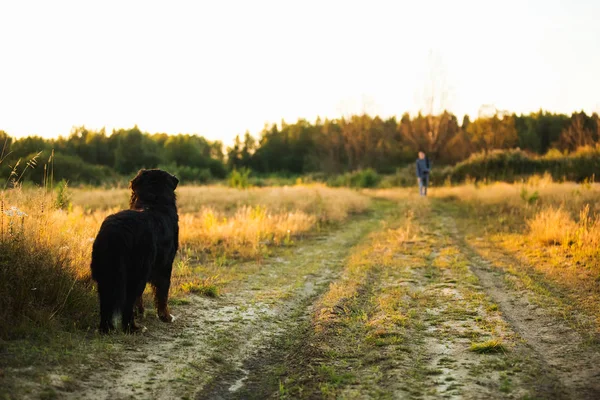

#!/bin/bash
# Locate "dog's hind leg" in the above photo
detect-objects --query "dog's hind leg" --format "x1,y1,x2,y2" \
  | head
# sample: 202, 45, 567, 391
121, 292, 144, 333
121, 298, 135, 333
97, 283, 116, 334
153, 275, 174, 323
134, 294, 145, 318
122, 277, 148, 333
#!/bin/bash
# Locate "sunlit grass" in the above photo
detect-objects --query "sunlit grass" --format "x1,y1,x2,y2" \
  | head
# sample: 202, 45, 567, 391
526, 207, 578, 245
469, 339, 505, 354
70, 184, 370, 221
0, 184, 369, 338
429, 174, 600, 217
179, 206, 315, 261
180, 278, 219, 298
369, 178, 600, 333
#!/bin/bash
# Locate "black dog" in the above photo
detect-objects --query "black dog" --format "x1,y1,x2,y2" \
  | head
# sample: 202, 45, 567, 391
91, 169, 179, 333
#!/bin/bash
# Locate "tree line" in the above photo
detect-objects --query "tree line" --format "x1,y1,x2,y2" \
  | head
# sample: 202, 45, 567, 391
228, 110, 600, 175
0, 126, 226, 185
1, 110, 599, 185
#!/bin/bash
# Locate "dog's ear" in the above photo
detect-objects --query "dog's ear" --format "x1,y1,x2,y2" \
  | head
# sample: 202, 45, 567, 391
169, 174, 179, 190
130, 169, 147, 191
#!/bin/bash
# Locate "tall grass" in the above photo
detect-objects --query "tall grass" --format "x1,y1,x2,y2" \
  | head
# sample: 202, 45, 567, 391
427, 175, 600, 262
70, 184, 370, 220
0, 191, 98, 338
0, 184, 370, 338
527, 204, 600, 254
526, 207, 578, 245
180, 206, 315, 260
430, 174, 600, 216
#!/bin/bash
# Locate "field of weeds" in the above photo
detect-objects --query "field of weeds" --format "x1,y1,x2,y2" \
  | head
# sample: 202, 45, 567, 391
3, 179, 600, 399
0, 184, 369, 339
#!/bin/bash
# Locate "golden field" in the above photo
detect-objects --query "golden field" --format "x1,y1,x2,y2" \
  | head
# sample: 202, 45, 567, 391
3, 178, 600, 339
0, 185, 369, 337
3, 179, 600, 399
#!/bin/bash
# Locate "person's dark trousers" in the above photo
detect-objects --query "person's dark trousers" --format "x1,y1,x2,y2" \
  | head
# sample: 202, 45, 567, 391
418, 175, 429, 196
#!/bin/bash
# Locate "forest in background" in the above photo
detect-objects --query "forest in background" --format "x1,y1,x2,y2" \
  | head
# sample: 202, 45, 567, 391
1, 109, 599, 186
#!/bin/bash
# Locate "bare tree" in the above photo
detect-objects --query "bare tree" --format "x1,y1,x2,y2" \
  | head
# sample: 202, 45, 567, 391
402, 50, 457, 157
557, 113, 595, 151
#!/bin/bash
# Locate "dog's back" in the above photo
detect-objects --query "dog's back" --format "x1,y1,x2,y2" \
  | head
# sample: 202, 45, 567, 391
91, 210, 157, 282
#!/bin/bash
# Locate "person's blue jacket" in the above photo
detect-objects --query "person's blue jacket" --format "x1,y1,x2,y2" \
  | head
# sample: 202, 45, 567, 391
416, 158, 431, 178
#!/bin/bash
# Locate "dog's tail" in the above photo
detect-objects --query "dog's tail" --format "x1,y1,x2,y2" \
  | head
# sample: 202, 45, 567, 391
91, 235, 127, 331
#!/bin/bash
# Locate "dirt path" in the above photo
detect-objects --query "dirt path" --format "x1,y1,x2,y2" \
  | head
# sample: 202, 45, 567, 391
18, 206, 390, 400
444, 206, 600, 399
4, 198, 600, 399
246, 199, 600, 399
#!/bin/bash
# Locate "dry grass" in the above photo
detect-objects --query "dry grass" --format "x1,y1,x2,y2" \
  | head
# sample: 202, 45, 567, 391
0, 191, 98, 337
0, 184, 369, 338
368, 178, 600, 332
316, 214, 415, 327
429, 174, 600, 217
179, 206, 315, 260
424, 176, 600, 264
71, 184, 370, 221
1, 191, 100, 280
526, 207, 578, 245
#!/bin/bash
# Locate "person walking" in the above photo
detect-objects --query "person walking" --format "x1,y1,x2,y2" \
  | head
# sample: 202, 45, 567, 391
416, 151, 431, 196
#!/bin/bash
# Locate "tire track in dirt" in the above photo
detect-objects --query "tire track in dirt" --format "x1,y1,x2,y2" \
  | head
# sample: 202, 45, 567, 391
210, 199, 600, 399
363, 219, 537, 399
194, 208, 395, 400
43, 211, 386, 400
245, 203, 547, 398
438, 202, 600, 399
464, 249, 600, 398
256, 199, 596, 398
201, 206, 411, 399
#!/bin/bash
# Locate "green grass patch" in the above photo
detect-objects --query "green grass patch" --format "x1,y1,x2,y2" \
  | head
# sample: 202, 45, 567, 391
469, 339, 506, 354
317, 364, 355, 386
180, 281, 219, 298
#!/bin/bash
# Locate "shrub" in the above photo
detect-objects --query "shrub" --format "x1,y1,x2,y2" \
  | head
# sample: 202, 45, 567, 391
349, 168, 380, 188
24, 152, 118, 186
327, 169, 381, 188
437, 146, 600, 185
157, 163, 212, 184
378, 165, 420, 188
54, 180, 72, 210
228, 168, 251, 189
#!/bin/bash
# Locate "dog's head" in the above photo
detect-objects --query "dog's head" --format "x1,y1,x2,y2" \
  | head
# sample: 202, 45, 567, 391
129, 169, 179, 209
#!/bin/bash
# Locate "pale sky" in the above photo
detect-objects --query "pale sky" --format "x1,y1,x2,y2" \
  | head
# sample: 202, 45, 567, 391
1, 0, 599, 143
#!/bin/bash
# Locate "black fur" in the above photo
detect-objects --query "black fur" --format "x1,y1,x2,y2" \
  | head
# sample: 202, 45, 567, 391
90, 169, 179, 333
